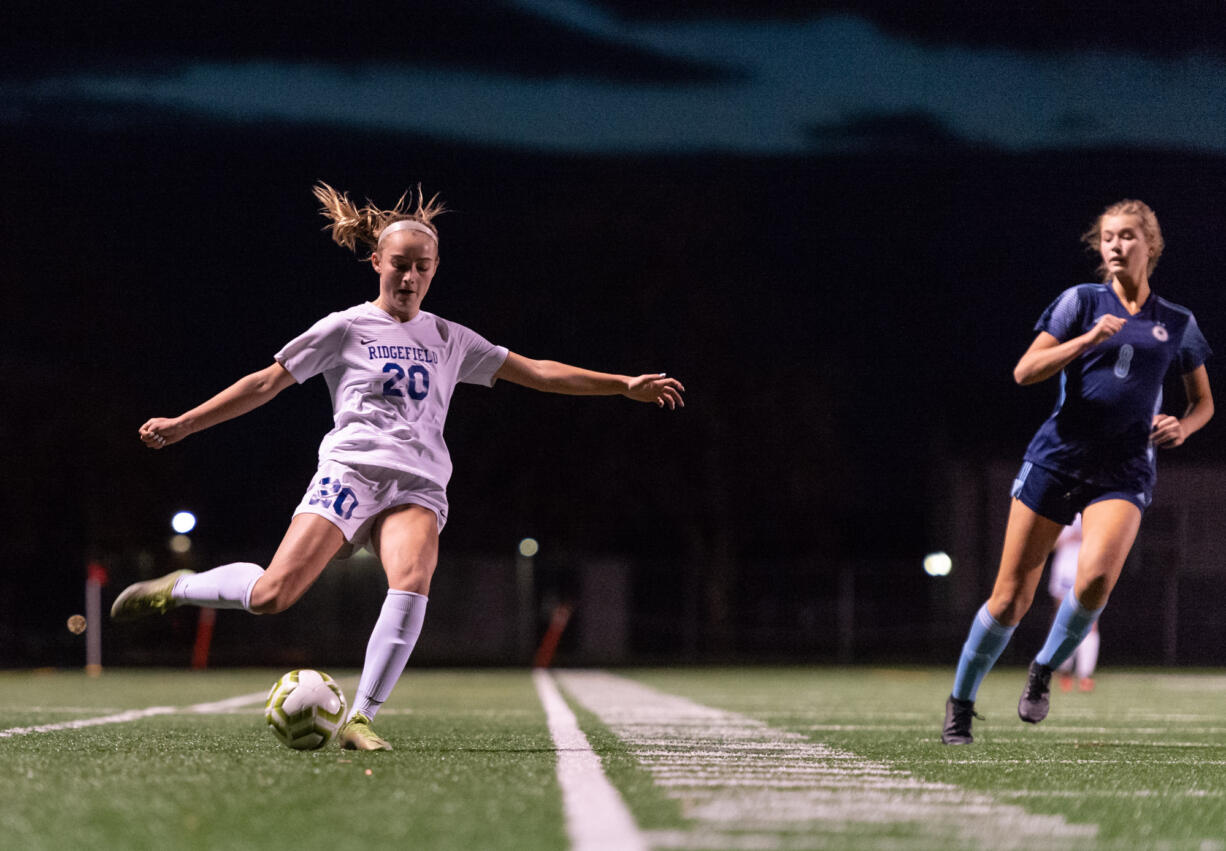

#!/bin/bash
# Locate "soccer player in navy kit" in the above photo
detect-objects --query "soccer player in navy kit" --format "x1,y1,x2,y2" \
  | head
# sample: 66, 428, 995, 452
942, 200, 1213, 744
111, 183, 685, 749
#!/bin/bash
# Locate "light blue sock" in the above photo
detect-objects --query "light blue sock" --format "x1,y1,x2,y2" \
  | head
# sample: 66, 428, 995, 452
951, 603, 1017, 701
1035, 594, 1103, 669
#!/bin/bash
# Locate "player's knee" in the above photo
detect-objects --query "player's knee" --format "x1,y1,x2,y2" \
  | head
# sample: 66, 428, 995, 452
1074, 575, 1112, 609
387, 556, 436, 595
248, 574, 297, 614
989, 589, 1034, 626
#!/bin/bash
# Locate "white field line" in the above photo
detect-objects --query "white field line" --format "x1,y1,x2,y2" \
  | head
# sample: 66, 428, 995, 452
941, 757, 1226, 766
372, 707, 540, 717
802, 724, 1226, 735
185, 691, 271, 713
0, 706, 178, 738
0, 690, 269, 738
998, 789, 1225, 799
1150, 676, 1226, 692
533, 669, 647, 851
557, 671, 1098, 851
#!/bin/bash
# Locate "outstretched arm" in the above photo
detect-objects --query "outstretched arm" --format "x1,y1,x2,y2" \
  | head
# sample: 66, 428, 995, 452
139, 362, 298, 449
494, 351, 685, 409
1151, 365, 1214, 448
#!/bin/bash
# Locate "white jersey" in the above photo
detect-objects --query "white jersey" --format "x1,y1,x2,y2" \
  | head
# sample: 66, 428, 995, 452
275, 302, 508, 487
1048, 513, 1082, 599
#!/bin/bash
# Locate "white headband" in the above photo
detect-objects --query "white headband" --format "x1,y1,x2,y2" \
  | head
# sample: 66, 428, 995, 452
377, 219, 438, 244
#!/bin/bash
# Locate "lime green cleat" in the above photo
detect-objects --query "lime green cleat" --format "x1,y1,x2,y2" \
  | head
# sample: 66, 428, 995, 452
109, 569, 195, 621
339, 712, 392, 751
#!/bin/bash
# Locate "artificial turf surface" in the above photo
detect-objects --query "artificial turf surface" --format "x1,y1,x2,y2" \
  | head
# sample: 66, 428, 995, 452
2, 666, 1224, 849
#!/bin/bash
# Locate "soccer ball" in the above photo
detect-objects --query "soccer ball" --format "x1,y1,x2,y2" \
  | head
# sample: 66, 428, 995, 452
264, 669, 347, 750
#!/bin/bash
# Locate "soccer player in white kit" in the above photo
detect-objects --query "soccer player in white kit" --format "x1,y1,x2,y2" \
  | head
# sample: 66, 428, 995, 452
1048, 515, 1099, 691
111, 183, 686, 749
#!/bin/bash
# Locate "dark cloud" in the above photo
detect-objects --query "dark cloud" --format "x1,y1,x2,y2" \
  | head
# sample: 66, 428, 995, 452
806, 110, 976, 153
600, 0, 1226, 57
1, 0, 744, 83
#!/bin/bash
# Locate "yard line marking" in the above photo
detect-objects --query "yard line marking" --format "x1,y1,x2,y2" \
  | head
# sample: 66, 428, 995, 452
940, 756, 1226, 766
557, 670, 1098, 850
998, 789, 1225, 799
533, 669, 646, 851
0, 706, 178, 737
0, 690, 269, 738
187, 691, 271, 714
803, 723, 1226, 733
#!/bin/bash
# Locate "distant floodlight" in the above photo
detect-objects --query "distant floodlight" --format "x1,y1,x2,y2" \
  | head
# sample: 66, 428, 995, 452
518, 537, 540, 558
923, 551, 952, 577
171, 511, 197, 534
169, 534, 192, 554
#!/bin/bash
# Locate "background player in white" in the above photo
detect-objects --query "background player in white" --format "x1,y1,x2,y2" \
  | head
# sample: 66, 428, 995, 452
112, 183, 685, 749
941, 199, 1213, 744
1048, 514, 1098, 691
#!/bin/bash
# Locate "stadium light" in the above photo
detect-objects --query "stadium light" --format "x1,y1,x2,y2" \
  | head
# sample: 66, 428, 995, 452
515, 537, 538, 660
923, 551, 952, 577
172, 511, 197, 534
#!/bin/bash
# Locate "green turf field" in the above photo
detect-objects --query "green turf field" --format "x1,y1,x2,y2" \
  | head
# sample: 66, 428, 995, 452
2, 666, 1224, 850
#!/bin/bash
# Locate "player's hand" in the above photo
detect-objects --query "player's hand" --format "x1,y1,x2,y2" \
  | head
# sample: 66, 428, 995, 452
1150, 414, 1186, 448
1087, 314, 1127, 345
139, 417, 186, 450
625, 374, 686, 410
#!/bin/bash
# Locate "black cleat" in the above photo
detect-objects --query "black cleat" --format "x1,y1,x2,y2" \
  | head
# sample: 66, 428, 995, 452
941, 696, 981, 744
1018, 661, 1054, 723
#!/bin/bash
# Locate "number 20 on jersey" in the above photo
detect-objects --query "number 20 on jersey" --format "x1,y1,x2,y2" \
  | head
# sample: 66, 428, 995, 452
381, 362, 430, 400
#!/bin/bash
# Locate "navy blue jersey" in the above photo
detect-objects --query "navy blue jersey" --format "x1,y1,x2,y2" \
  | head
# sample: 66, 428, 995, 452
1023, 283, 1211, 490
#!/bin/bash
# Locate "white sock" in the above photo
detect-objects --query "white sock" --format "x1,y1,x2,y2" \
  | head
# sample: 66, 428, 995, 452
171, 562, 265, 613
1075, 629, 1100, 680
350, 590, 428, 721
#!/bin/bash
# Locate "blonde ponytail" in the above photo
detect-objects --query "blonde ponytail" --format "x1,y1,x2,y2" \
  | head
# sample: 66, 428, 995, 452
313, 182, 446, 258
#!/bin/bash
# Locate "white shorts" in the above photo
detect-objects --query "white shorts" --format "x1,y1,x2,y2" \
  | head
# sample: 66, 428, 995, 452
292, 460, 449, 555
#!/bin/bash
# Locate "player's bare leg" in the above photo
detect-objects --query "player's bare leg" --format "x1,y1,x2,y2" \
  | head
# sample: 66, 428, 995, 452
1072, 499, 1141, 610
340, 505, 438, 750
988, 501, 1065, 626
111, 513, 343, 620
247, 514, 346, 613
1023, 499, 1139, 722
943, 500, 1061, 743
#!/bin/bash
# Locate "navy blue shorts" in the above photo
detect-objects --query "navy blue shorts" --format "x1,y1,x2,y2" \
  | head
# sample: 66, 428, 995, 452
1010, 461, 1151, 525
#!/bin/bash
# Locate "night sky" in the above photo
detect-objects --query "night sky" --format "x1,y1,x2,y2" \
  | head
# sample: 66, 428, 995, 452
3, 1, 1224, 666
